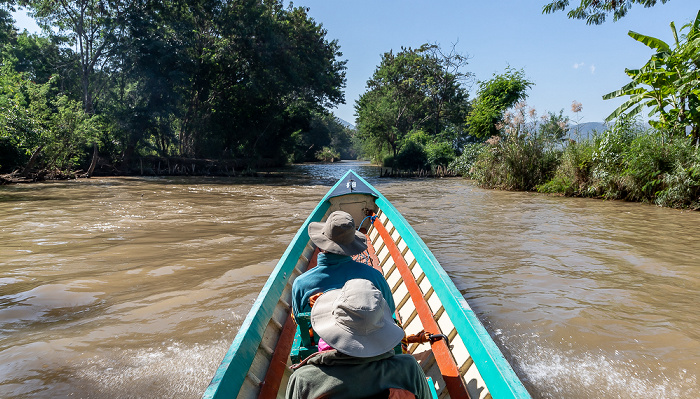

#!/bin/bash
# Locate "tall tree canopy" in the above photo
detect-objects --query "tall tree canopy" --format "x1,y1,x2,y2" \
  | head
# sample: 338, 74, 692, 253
354, 44, 470, 161
18, 0, 131, 114
1, 0, 347, 175
543, 0, 672, 25
466, 67, 533, 139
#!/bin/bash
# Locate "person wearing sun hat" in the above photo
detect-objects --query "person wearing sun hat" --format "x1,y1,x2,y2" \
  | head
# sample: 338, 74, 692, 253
286, 279, 432, 399
291, 210, 395, 317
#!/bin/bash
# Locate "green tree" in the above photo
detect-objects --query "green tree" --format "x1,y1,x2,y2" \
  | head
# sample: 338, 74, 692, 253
355, 45, 469, 161
15, 0, 132, 175
416, 43, 472, 140
106, 0, 202, 164
18, 0, 131, 114
466, 67, 533, 139
289, 112, 356, 162
1, 7, 14, 45
603, 10, 700, 143
200, 1, 346, 161
3, 30, 79, 93
104, 0, 346, 164
543, 0, 672, 25
1, 69, 98, 175
3, 0, 347, 173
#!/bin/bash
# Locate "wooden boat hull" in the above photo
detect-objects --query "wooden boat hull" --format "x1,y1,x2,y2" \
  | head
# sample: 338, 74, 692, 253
203, 170, 531, 399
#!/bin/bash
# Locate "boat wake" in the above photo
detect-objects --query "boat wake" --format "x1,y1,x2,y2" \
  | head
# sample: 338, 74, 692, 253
511, 338, 697, 399
73, 340, 229, 399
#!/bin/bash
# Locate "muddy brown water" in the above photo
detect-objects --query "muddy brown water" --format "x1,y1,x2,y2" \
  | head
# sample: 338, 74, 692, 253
1, 161, 698, 398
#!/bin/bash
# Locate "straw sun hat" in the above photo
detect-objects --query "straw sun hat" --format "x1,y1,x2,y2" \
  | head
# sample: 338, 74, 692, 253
310, 279, 404, 358
308, 211, 367, 256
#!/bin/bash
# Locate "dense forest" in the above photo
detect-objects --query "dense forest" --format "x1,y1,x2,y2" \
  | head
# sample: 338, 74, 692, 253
0, 0, 354, 179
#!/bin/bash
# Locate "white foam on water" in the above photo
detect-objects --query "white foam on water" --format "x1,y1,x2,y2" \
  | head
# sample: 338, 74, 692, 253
74, 340, 230, 398
515, 340, 698, 398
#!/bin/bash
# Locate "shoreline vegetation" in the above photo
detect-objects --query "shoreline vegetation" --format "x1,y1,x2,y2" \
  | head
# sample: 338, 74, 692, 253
3, 121, 699, 211
2, 5, 698, 210
0, 156, 273, 184
450, 119, 700, 211
1, 1, 352, 185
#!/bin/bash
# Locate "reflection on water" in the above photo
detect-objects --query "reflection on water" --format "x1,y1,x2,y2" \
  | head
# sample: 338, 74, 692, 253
1, 162, 699, 398
285, 160, 383, 186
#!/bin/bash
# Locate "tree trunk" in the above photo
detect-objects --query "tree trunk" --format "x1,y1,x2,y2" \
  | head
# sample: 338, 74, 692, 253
21, 145, 44, 178
86, 142, 99, 177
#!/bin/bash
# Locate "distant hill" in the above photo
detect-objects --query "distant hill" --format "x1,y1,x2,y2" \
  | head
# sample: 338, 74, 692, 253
564, 121, 608, 141
333, 117, 609, 139
336, 117, 356, 130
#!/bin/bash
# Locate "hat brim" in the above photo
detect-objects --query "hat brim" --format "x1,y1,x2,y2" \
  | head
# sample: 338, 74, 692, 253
308, 222, 367, 256
311, 288, 404, 358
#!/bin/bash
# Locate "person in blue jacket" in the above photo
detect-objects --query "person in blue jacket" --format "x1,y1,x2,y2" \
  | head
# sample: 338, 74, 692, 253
291, 210, 395, 317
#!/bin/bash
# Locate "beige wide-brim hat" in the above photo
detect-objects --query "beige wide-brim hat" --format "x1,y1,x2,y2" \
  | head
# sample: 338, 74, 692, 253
308, 211, 367, 256
311, 279, 404, 358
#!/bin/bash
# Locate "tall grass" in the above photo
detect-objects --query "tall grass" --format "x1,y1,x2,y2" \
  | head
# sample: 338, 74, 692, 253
467, 102, 563, 190
538, 120, 700, 209
471, 134, 560, 190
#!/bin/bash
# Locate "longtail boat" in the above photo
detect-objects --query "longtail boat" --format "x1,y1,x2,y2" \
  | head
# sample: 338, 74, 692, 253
202, 170, 531, 399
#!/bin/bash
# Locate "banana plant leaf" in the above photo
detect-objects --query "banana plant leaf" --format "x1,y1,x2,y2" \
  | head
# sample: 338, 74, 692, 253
605, 96, 645, 121
629, 31, 670, 52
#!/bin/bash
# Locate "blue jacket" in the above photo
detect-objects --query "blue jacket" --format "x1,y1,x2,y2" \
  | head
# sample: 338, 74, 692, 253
291, 252, 396, 316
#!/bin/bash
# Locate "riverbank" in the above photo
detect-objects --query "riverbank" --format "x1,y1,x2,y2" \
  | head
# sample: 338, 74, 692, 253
450, 122, 700, 210
0, 156, 287, 185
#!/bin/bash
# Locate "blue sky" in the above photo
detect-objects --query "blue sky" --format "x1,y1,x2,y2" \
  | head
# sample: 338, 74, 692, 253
287, 0, 698, 125
12, 1, 699, 125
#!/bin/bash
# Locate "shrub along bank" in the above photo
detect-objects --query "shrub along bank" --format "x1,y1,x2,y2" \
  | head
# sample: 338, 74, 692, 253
450, 120, 700, 210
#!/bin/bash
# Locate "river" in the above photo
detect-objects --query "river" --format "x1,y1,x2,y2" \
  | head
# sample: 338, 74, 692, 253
1, 161, 698, 398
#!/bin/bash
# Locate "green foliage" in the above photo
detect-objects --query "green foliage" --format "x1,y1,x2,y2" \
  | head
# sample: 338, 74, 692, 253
0, 8, 13, 45
379, 129, 455, 171
538, 118, 700, 208
355, 44, 470, 160
381, 154, 394, 168
394, 140, 428, 171
466, 67, 533, 139
403, 130, 431, 146
3, 31, 77, 88
623, 130, 669, 200
538, 139, 595, 196
542, 0, 672, 25
603, 11, 700, 142
586, 118, 640, 197
0, 70, 100, 173
448, 142, 486, 177
656, 142, 700, 208
314, 146, 340, 162
425, 141, 455, 167
471, 133, 560, 191
288, 112, 356, 163
1, 70, 45, 172
1, 0, 347, 175
469, 101, 563, 189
